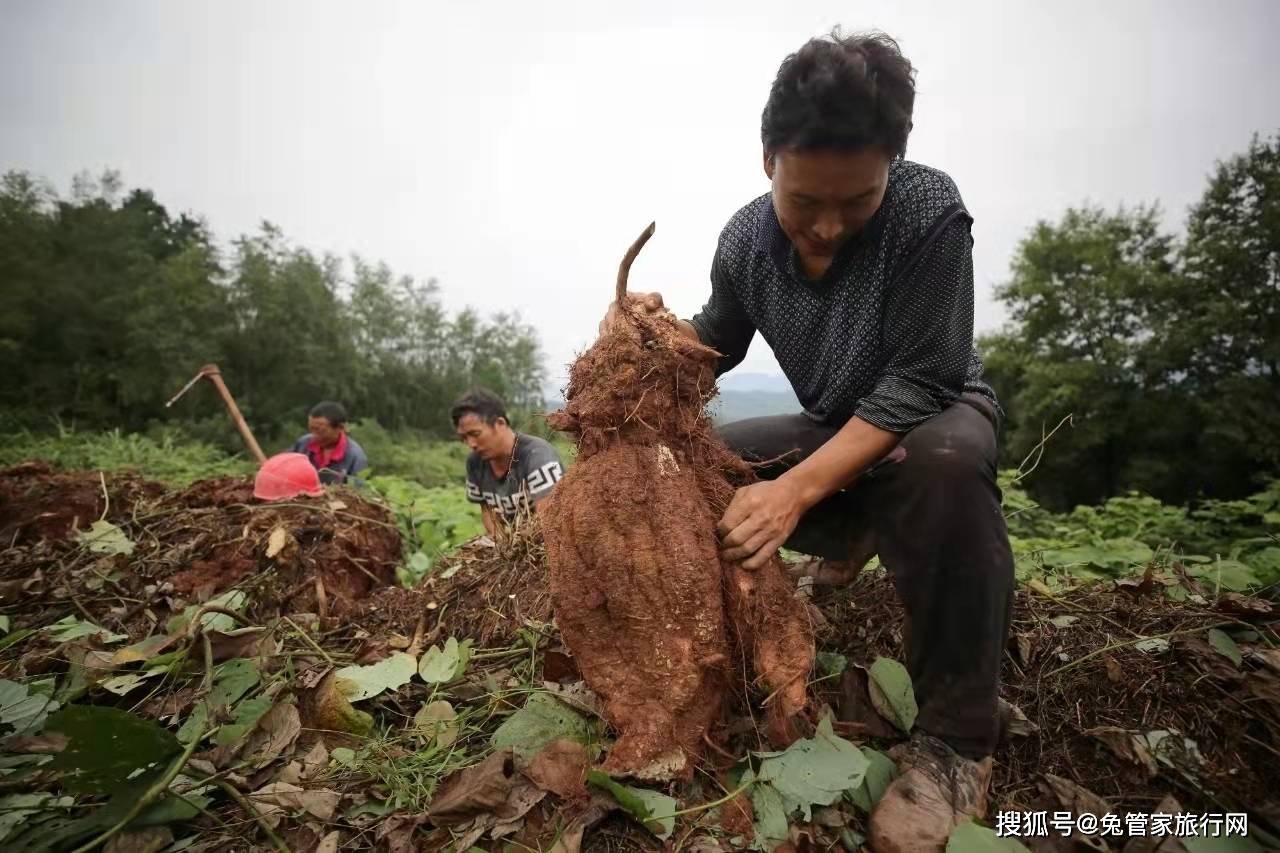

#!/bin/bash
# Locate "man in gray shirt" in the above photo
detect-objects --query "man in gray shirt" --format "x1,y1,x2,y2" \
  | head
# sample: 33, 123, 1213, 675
602, 30, 1014, 853
451, 388, 563, 537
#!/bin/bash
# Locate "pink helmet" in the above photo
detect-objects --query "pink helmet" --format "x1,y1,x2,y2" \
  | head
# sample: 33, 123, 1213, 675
254, 452, 324, 501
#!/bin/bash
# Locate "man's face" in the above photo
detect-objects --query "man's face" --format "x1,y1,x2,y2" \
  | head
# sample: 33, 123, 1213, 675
765, 145, 891, 269
455, 412, 506, 460
308, 416, 342, 449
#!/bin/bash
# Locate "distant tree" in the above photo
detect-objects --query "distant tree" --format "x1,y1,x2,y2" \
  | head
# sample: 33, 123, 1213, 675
0, 169, 548, 446
982, 133, 1280, 508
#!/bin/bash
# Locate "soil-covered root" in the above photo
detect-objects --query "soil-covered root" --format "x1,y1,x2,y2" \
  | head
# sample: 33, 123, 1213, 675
541, 224, 816, 780
542, 442, 730, 780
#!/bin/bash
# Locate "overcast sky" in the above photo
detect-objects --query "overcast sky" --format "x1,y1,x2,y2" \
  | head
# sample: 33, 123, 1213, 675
3, 0, 1277, 386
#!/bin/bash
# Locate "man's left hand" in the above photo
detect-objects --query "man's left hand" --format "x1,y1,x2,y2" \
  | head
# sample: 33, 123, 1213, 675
717, 479, 806, 570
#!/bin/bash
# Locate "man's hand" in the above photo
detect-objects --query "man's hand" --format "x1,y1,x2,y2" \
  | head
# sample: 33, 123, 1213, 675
598, 291, 667, 336
717, 478, 806, 570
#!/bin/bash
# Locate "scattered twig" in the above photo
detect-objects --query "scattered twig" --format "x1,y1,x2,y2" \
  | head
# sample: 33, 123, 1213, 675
283, 615, 336, 667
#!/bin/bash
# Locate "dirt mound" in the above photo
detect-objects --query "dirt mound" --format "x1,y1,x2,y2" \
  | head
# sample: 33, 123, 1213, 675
540, 225, 815, 781
0, 460, 165, 545
0, 466, 401, 640
813, 569, 1280, 830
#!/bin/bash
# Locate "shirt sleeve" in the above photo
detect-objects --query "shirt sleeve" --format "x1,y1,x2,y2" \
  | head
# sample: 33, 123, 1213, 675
854, 214, 974, 433
687, 245, 756, 376
348, 444, 369, 476
465, 457, 484, 504
521, 441, 564, 505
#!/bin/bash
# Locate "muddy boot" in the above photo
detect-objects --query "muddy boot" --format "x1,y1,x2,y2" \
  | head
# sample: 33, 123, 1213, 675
868, 732, 993, 853
788, 557, 862, 586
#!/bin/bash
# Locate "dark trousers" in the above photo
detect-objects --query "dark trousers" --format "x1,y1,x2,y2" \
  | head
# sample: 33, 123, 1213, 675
717, 395, 1015, 758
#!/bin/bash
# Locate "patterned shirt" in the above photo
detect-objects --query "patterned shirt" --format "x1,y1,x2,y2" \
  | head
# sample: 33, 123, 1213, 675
688, 158, 997, 432
465, 433, 564, 520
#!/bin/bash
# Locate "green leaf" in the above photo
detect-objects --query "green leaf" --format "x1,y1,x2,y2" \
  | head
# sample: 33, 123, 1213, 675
330, 747, 356, 767
0, 616, 9, 634
209, 658, 261, 709
585, 771, 676, 839
132, 792, 213, 828
0, 793, 54, 844
176, 704, 208, 746
815, 652, 848, 678
76, 519, 134, 555
165, 590, 246, 634
744, 769, 790, 850
0, 679, 60, 737
1207, 629, 1243, 668
946, 818, 1032, 852
1189, 559, 1261, 592
756, 716, 869, 820
848, 747, 897, 813
42, 616, 127, 644
44, 706, 180, 794
99, 672, 157, 696
213, 696, 274, 747
334, 652, 418, 701
0, 628, 35, 652
418, 637, 472, 684
491, 693, 595, 761
867, 657, 918, 733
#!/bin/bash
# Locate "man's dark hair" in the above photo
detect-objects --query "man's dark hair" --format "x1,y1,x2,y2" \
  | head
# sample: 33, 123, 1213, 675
309, 401, 348, 427
450, 387, 508, 427
761, 30, 916, 158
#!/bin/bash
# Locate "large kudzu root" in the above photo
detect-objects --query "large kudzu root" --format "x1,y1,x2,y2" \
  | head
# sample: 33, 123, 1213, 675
541, 224, 814, 781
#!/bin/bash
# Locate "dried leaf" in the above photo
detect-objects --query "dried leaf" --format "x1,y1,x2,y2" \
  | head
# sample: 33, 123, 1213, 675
300, 741, 329, 779
1083, 726, 1158, 778
241, 703, 301, 767
1247, 669, 1280, 709
250, 782, 341, 827
316, 831, 340, 853
1214, 593, 1276, 619
413, 700, 458, 748
1014, 634, 1034, 666
1250, 648, 1280, 674
334, 652, 417, 701
301, 673, 373, 737
1104, 655, 1124, 683
836, 668, 896, 739
491, 777, 548, 837
103, 827, 173, 853
526, 738, 589, 799
1039, 774, 1110, 833
1004, 702, 1039, 738
206, 628, 275, 663
1176, 636, 1244, 683
427, 749, 515, 826
265, 526, 290, 559
1116, 563, 1159, 596
1134, 637, 1170, 654
539, 680, 605, 719
1049, 615, 1078, 628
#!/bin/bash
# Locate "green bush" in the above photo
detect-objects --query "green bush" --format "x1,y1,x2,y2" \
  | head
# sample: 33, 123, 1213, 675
0, 427, 255, 485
